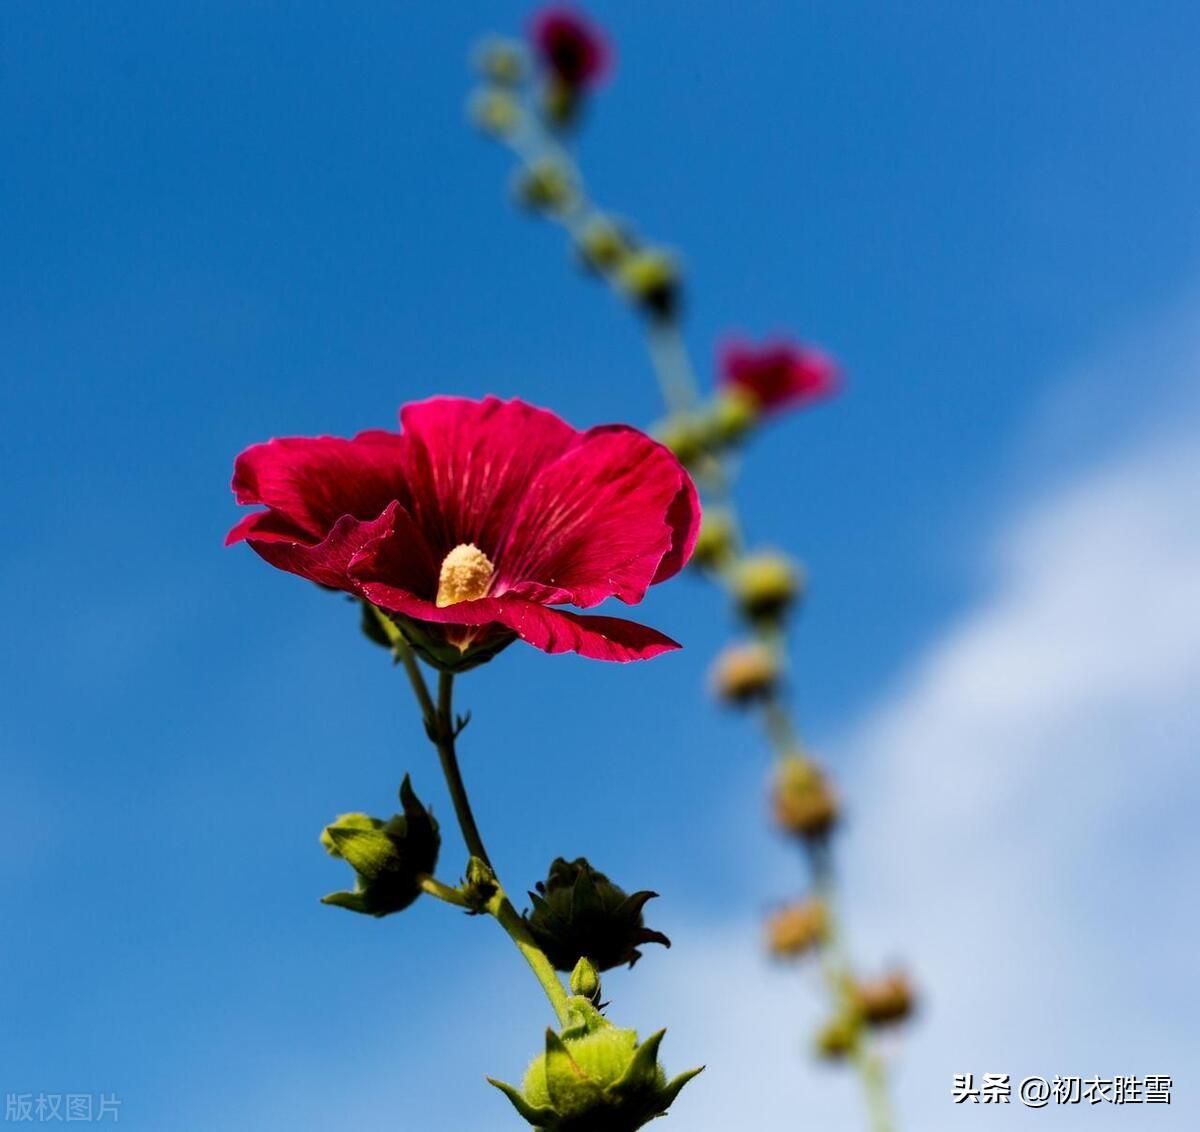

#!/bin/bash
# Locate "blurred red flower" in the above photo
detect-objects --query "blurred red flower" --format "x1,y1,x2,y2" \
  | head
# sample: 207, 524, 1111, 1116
227, 397, 698, 666
719, 338, 841, 414
530, 7, 611, 88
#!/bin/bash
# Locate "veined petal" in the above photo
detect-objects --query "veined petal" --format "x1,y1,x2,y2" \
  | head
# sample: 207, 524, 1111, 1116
497, 425, 699, 607
396, 396, 575, 557
231, 431, 410, 541
352, 583, 680, 663
248, 502, 434, 593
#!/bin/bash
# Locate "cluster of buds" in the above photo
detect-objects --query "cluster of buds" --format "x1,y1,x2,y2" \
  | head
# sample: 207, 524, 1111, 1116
470, 13, 684, 320
656, 338, 842, 471
771, 755, 840, 842
319, 777, 440, 917
525, 857, 671, 973
490, 997, 702, 1131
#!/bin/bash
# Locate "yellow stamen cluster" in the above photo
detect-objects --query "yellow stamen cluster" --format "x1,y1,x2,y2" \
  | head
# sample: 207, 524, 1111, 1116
436, 543, 495, 608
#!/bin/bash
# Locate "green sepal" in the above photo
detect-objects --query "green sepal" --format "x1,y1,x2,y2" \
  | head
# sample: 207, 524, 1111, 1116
492, 1006, 702, 1130
359, 601, 398, 649
487, 1077, 556, 1126
660, 1065, 706, 1108
525, 857, 671, 973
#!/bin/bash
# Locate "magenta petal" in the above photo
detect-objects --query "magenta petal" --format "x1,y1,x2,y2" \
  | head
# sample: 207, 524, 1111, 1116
247, 502, 432, 593
497, 603, 681, 661
353, 584, 679, 663
396, 396, 576, 557
224, 509, 310, 548
719, 338, 841, 413
652, 473, 701, 584
231, 431, 410, 541
498, 426, 699, 608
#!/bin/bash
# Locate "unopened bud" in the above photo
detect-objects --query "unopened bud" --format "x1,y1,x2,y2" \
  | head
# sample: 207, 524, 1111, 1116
470, 89, 521, 137
463, 855, 499, 913
766, 899, 829, 959
656, 414, 707, 468
513, 159, 575, 213
853, 971, 915, 1027
710, 642, 780, 705
733, 552, 805, 623
690, 510, 737, 571
525, 857, 670, 973
569, 956, 602, 1003
474, 38, 527, 86
576, 215, 633, 274
772, 755, 839, 840
710, 389, 760, 446
618, 249, 681, 320
815, 1013, 860, 1061
489, 1000, 702, 1130
320, 776, 440, 917
540, 76, 581, 128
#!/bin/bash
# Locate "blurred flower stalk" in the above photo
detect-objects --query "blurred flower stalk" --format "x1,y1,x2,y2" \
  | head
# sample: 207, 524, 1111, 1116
470, 9, 914, 1130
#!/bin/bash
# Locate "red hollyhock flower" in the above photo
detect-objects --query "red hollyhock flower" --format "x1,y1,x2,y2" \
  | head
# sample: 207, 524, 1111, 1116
719, 338, 841, 414
227, 397, 699, 668
530, 7, 611, 89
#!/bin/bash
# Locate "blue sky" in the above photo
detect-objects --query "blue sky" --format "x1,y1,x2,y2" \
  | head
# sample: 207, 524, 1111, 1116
2, 3, 1198, 1129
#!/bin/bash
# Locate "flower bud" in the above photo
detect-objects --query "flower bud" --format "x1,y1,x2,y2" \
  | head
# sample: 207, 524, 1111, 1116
617, 249, 680, 320
569, 956, 602, 1004
815, 1013, 860, 1061
853, 971, 916, 1027
525, 857, 670, 973
474, 38, 528, 86
772, 756, 839, 840
513, 158, 576, 214
733, 552, 805, 623
655, 415, 707, 468
690, 510, 737, 572
320, 776, 440, 917
540, 77, 583, 128
709, 641, 780, 705
489, 999, 702, 1130
575, 215, 633, 274
462, 855, 499, 913
470, 89, 521, 138
710, 389, 760, 446
765, 899, 829, 960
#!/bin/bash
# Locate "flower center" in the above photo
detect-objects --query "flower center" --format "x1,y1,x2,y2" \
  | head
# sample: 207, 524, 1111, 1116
435, 543, 495, 607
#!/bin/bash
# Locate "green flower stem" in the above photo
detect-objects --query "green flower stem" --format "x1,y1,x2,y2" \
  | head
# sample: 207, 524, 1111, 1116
485, 883, 574, 1027
433, 671, 491, 870
812, 851, 895, 1132
484, 97, 900, 1132
396, 637, 571, 1026
420, 875, 472, 907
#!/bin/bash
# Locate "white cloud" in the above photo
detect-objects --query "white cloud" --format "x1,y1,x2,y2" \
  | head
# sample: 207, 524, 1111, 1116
637, 324, 1200, 1129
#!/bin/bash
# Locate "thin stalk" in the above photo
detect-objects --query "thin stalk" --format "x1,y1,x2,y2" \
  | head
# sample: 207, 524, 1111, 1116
813, 853, 894, 1132
433, 672, 491, 869
396, 643, 571, 1025
489, 95, 900, 1131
